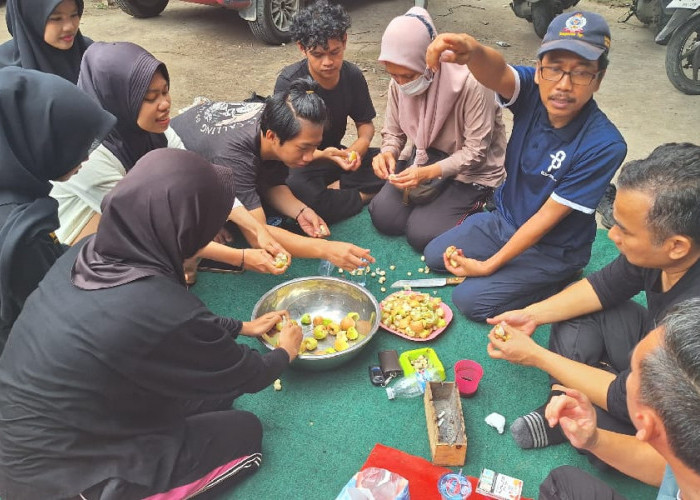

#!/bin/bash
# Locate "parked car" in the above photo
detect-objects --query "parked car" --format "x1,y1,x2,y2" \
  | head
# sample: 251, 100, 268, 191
114, 0, 304, 45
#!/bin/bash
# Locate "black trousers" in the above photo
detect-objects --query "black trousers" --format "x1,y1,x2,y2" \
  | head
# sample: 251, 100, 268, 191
539, 466, 627, 500
549, 301, 650, 469
77, 409, 263, 500
286, 147, 385, 225
369, 179, 491, 253
549, 300, 650, 426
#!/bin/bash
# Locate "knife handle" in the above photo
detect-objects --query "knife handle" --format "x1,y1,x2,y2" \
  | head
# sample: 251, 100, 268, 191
446, 277, 466, 285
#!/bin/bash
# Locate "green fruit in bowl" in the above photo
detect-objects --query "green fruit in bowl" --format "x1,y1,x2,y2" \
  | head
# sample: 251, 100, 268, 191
313, 325, 327, 340
346, 326, 359, 340
302, 337, 318, 351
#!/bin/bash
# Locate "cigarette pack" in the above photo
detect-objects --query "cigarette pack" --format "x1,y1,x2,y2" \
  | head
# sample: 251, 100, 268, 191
476, 468, 523, 500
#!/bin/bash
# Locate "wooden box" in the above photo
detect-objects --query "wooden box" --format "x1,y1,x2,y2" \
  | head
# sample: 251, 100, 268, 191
423, 381, 467, 466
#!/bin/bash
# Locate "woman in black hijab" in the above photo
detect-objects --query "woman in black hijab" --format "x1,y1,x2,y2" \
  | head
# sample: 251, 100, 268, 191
51, 41, 290, 280
0, 67, 115, 351
0, 0, 91, 83
0, 148, 303, 499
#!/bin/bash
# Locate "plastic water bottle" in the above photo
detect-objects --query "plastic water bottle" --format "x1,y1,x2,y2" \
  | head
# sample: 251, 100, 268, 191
386, 368, 441, 400
347, 258, 369, 287
318, 259, 335, 276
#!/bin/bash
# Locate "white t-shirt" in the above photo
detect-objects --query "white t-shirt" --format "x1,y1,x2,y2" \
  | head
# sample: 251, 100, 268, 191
51, 128, 241, 244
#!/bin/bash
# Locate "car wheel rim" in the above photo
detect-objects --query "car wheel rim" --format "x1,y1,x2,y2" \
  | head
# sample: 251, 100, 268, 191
270, 0, 297, 32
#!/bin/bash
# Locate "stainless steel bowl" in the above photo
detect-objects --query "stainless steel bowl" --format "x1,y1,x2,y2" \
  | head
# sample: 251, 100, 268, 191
252, 277, 380, 371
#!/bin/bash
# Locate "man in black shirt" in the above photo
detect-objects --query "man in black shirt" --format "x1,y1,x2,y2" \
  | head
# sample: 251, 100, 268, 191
172, 81, 375, 272
274, 0, 384, 224
483, 143, 700, 459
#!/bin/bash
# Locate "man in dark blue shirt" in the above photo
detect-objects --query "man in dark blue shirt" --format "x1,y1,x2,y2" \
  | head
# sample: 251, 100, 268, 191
424, 11, 627, 322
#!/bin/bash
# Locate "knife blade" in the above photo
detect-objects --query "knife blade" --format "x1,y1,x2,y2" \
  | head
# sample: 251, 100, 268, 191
390, 277, 465, 288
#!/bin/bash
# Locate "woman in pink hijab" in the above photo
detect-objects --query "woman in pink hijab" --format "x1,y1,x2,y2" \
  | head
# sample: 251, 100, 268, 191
369, 7, 507, 252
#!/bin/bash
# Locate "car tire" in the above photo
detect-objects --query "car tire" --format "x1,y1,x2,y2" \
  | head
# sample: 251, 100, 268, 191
114, 0, 169, 18
247, 0, 303, 45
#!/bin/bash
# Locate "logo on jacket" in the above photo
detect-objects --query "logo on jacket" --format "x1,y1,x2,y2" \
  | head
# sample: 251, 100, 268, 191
195, 102, 264, 135
541, 150, 566, 181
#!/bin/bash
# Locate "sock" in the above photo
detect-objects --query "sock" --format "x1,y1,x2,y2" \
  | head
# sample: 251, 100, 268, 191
510, 390, 567, 449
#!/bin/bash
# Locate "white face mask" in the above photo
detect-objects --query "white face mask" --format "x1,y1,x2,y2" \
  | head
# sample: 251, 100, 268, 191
398, 69, 433, 96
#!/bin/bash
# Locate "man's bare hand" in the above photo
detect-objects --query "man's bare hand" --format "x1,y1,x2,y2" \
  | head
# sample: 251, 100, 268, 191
325, 242, 374, 271
297, 207, 330, 238
487, 310, 538, 337
322, 147, 361, 172
486, 323, 543, 366
545, 387, 599, 450
244, 248, 289, 275
255, 225, 287, 257
426, 33, 478, 71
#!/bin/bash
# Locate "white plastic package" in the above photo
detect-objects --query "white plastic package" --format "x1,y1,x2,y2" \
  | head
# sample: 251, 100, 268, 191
335, 467, 410, 500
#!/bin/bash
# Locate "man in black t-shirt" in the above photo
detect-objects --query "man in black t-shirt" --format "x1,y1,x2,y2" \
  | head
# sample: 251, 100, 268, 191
481, 143, 700, 461
172, 84, 375, 273
274, 0, 384, 224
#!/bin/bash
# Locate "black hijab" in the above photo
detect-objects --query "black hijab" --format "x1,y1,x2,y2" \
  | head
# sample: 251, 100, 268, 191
0, 67, 116, 337
77, 41, 170, 171
72, 149, 233, 290
0, 0, 91, 83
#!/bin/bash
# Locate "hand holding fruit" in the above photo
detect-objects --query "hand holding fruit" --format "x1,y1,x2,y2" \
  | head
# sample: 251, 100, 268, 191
241, 310, 289, 337
278, 320, 303, 361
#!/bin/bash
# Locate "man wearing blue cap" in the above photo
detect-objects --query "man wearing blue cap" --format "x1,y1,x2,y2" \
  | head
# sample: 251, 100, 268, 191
423, 11, 627, 322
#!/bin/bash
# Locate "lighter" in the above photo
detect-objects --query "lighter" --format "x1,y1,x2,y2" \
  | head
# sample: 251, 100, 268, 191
368, 365, 385, 386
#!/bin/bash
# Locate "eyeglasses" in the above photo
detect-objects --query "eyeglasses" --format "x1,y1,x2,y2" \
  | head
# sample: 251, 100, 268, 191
539, 66, 601, 86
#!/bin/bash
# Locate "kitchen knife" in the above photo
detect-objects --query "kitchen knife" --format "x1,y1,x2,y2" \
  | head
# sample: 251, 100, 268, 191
390, 276, 465, 288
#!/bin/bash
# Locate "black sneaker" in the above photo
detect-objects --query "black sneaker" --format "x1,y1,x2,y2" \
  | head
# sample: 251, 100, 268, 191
596, 183, 616, 229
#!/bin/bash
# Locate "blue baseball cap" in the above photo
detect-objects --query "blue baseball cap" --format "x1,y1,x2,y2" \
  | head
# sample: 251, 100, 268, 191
537, 11, 611, 61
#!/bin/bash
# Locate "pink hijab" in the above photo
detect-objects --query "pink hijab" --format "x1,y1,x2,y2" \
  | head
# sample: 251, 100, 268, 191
378, 7, 470, 166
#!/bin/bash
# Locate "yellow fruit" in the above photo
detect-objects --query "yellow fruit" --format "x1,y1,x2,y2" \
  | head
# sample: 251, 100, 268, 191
346, 326, 359, 340
348, 150, 358, 162
274, 253, 288, 269
303, 337, 318, 351
313, 325, 327, 340
313, 316, 324, 326
334, 337, 350, 351
300, 313, 311, 325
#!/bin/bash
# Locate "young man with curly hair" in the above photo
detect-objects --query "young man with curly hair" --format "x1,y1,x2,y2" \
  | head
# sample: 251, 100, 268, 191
274, 0, 384, 224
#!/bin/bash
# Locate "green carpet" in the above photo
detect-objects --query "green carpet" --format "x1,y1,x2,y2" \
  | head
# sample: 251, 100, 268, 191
193, 208, 656, 500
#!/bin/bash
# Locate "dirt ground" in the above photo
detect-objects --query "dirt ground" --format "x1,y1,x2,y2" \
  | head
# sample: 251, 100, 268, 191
1, 0, 698, 162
